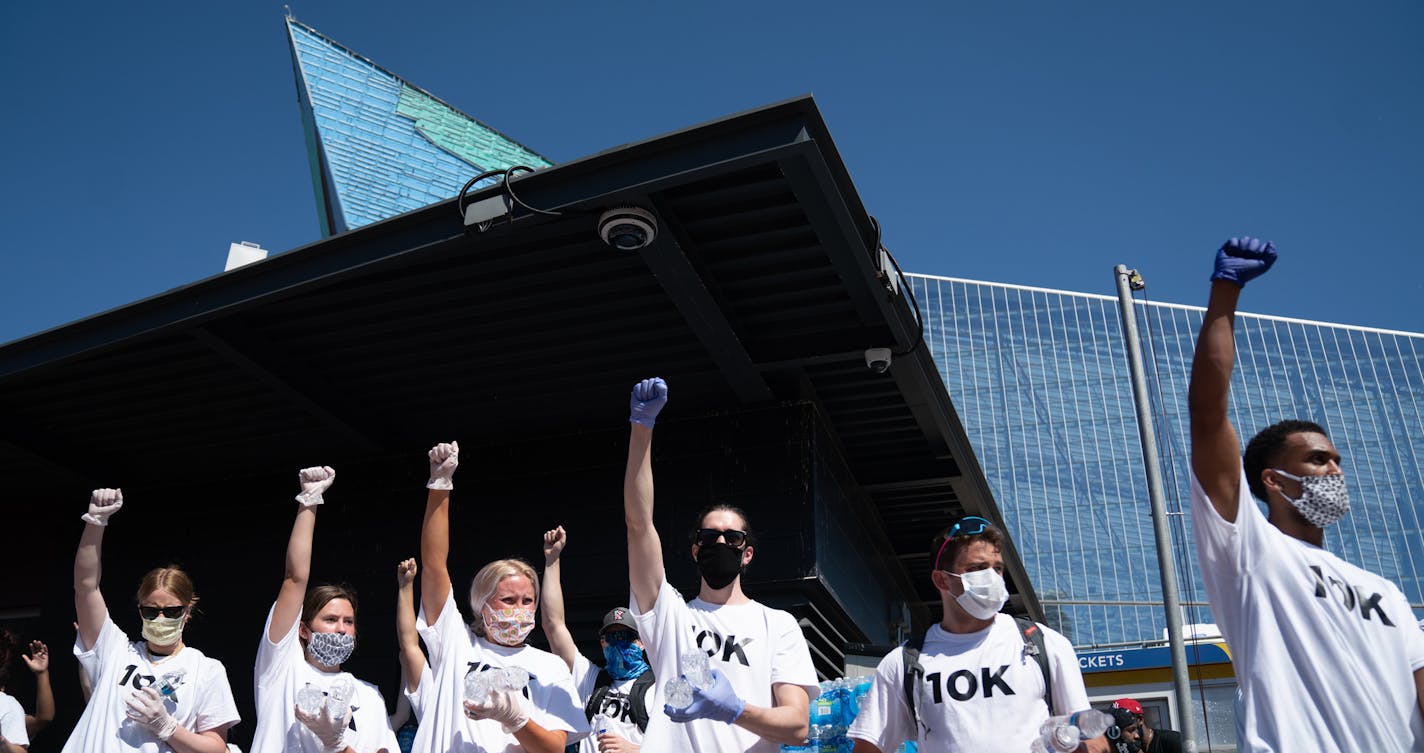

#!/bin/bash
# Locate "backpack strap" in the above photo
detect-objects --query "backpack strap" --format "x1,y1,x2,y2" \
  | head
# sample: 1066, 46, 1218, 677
584, 668, 612, 721
900, 632, 927, 734
1014, 617, 1053, 714
626, 669, 656, 732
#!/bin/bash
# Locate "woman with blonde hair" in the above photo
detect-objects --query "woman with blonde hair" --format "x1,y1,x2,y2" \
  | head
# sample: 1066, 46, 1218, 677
411, 442, 586, 753
63, 489, 241, 753
250, 466, 400, 753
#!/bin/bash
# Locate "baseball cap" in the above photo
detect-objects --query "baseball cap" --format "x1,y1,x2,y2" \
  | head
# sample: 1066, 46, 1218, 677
1109, 706, 1137, 732
1111, 698, 1144, 716
600, 607, 638, 635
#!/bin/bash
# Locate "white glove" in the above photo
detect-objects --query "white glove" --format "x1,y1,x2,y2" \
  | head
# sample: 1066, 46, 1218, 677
294, 701, 352, 753
427, 442, 459, 490
124, 687, 178, 740
82, 488, 124, 527
464, 687, 530, 734
295, 465, 337, 507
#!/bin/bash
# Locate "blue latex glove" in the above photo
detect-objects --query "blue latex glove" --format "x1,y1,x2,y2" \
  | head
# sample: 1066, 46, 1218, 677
1211, 236, 1277, 286
665, 667, 746, 724
629, 377, 668, 428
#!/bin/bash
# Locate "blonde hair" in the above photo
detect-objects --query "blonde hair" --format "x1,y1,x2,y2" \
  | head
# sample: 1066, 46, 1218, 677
468, 559, 540, 636
136, 566, 198, 608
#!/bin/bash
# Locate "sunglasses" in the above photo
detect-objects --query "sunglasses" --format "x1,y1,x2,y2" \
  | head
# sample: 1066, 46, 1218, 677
602, 630, 637, 644
139, 605, 187, 620
694, 528, 748, 548
933, 516, 994, 570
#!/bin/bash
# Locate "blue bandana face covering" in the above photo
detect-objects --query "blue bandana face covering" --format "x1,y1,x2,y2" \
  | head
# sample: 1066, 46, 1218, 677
602, 639, 649, 680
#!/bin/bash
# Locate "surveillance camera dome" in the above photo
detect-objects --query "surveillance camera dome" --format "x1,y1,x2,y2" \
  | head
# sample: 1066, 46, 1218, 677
865, 347, 892, 374
598, 207, 657, 251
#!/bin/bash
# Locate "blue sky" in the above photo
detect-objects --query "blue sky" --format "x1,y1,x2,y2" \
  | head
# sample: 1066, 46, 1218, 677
2, 1, 1421, 346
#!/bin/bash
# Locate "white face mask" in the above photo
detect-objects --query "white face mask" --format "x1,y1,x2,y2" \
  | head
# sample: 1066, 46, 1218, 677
1272, 469, 1350, 528
949, 568, 1008, 620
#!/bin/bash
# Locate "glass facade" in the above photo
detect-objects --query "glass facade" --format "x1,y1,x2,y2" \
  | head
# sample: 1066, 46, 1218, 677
286, 18, 551, 236
908, 273, 1424, 648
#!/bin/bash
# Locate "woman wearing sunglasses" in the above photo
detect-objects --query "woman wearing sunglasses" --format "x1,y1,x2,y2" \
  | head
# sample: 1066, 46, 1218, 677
412, 442, 587, 753
251, 466, 400, 753
64, 489, 241, 753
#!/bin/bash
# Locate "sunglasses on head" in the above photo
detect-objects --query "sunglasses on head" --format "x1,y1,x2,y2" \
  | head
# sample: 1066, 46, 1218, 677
139, 605, 187, 620
694, 528, 748, 548
933, 516, 994, 570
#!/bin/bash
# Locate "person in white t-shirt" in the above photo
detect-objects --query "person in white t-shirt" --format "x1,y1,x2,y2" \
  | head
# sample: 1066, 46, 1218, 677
390, 557, 429, 750
1188, 236, 1424, 752
63, 488, 241, 753
1, 633, 53, 750
847, 516, 1091, 753
539, 525, 659, 753
623, 377, 820, 753
413, 442, 588, 753
251, 466, 400, 753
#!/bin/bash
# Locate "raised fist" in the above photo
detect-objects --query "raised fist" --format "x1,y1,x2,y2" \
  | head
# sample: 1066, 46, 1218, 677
82, 488, 124, 527
295, 465, 336, 507
427, 441, 459, 490
1211, 236, 1277, 287
629, 377, 668, 428
396, 558, 418, 587
543, 525, 567, 564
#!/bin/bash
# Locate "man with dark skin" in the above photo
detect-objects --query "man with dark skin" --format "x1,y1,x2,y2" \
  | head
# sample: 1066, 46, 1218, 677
1188, 236, 1424, 752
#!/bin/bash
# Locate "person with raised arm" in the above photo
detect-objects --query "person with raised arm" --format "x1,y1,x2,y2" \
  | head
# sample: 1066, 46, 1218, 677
412, 442, 586, 753
0, 634, 54, 750
540, 525, 658, 753
1188, 236, 1424, 752
62, 489, 240, 753
622, 377, 818, 752
389, 557, 428, 749
251, 466, 399, 753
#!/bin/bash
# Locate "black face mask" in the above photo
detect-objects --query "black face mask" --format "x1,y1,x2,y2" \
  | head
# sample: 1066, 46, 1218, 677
696, 543, 744, 589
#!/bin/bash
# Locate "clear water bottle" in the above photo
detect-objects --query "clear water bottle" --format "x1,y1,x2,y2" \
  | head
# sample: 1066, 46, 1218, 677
679, 650, 713, 689
464, 670, 493, 702
326, 677, 354, 716
1068, 709, 1112, 739
157, 670, 186, 700
496, 666, 529, 692
664, 677, 694, 708
1031, 716, 1082, 753
295, 684, 326, 716
593, 712, 611, 736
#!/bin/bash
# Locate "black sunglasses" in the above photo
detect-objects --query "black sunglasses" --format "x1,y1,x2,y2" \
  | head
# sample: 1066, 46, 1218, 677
602, 629, 637, 643
694, 528, 748, 548
139, 605, 187, 620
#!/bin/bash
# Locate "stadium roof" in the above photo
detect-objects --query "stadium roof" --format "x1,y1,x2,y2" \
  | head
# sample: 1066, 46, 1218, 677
0, 96, 1040, 624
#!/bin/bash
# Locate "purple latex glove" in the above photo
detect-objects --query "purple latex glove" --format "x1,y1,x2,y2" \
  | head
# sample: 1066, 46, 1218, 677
629, 377, 668, 428
664, 667, 745, 724
1211, 237, 1277, 287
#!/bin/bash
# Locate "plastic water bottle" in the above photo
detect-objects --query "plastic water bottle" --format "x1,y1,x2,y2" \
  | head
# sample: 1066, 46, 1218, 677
295, 684, 326, 716
157, 670, 186, 700
664, 677, 694, 708
679, 650, 713, 689
1030, 721, 1081, 753
1068, 709, 1112, 739
593, 712, 611, 736
496, 666, 529, 692
464, 670, 493, 701
326, 677, 354, 716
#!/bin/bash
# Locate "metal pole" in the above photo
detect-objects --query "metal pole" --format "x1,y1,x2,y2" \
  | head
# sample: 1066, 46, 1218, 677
1112, 264, 1197, 751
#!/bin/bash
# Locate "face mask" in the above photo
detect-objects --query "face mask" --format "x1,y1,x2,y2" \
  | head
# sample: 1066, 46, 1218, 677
1272, 469, 1350, 528
696, 543, 745, 589
306, 631, 355, 667
602, 639, 650, 681
948, 568, 1008, 620
141, 616, 185, 647
482, 604, 536, 646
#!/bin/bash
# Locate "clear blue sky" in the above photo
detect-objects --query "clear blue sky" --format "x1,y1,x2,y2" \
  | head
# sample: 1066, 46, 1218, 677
3, 1, 1421, 346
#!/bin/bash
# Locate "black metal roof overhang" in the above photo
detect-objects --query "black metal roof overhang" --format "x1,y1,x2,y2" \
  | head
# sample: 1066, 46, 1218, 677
0, 95, 1040, 627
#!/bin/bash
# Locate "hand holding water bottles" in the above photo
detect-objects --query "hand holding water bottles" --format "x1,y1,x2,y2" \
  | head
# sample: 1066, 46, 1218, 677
663, 666, 745, 724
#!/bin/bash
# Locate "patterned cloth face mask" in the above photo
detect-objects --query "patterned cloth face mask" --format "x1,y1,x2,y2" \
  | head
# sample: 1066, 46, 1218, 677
306, 631, 355, 667
1272, 469, 1351, 528
482, 604, 536, 646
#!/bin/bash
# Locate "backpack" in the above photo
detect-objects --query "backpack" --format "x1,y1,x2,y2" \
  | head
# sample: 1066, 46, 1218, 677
584, 668, 657, 733
901, 617, 1052, 733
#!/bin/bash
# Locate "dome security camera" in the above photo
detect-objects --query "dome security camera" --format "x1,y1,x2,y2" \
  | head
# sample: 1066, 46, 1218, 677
865, 347, 892, 374
598, 207, 657, 251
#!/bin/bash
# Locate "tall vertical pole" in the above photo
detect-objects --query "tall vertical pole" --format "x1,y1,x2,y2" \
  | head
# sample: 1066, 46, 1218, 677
1113, 264, 1196, 751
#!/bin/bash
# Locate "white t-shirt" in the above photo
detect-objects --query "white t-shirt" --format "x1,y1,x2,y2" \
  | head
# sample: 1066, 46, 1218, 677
61, 616, 240, 753
1191, 469, 1424, 753
410, 588, 587, 753
847, 616, 1086, 753
631, 580, 820, 753
0, 691, 29, 747
403, 660, 433, 722
570, 652, 656, 753
251, 603, 400, 753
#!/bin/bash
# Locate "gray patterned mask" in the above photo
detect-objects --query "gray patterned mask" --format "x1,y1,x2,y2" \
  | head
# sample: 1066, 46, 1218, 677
306, 631, 355, 667
1273, 470, 1350, 528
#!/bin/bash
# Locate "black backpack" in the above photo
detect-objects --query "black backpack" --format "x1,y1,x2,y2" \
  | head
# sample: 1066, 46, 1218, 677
901, 617, 1052, 732
584, 668, 657, 733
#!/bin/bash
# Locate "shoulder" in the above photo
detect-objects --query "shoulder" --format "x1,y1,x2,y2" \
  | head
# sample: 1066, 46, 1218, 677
0, 692, 22, 712
1033, 621, 1075, 652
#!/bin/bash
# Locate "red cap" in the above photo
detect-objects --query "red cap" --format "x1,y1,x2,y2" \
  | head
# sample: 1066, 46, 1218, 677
1112, 698, 1144, 716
